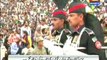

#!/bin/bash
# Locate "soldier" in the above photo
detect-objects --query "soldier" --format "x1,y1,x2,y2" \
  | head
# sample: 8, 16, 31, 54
31, 37, 49, 55
67, 0, 106, 60
51, 0, 70, 47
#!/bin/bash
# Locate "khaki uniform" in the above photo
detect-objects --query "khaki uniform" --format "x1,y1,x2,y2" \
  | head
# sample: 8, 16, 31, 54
32, 47, 47, 55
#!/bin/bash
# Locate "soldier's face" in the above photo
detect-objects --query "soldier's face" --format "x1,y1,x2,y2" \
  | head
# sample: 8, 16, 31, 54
67, 13, 82, 28
51, 17, 64, 30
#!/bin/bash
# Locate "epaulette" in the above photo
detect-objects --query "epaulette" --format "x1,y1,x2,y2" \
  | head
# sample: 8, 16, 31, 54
85, 28, 97, 42
85, 28, 95, 36
85, 28, 102, 49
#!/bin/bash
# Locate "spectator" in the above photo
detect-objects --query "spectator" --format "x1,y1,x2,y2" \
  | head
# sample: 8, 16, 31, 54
7, 30, 20, 45
31, 37, 49, 55
21, 31, 32, 48
20, 21, 31, 38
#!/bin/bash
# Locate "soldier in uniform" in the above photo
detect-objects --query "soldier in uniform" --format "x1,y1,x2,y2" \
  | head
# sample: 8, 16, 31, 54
51, 0, 70, 47
67, 0, 106, 60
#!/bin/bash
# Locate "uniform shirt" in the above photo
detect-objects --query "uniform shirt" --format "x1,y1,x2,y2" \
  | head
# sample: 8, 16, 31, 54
53, 29, 68, 48
70, 26, 106, 60
32, 47, 47, 55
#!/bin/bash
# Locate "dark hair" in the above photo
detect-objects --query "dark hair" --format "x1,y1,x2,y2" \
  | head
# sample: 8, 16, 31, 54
23, 31, 28, 36
42, 28, 46, 34
0, 34, 3, 37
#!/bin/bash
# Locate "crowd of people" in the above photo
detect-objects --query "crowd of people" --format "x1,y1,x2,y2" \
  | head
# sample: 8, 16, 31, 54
0, 0, 107, 60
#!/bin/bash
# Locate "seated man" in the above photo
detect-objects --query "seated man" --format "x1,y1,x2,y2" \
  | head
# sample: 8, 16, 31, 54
31, 37, 49, 55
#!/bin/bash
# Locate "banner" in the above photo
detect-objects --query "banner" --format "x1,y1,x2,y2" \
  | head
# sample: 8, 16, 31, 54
8, 55, 99, 60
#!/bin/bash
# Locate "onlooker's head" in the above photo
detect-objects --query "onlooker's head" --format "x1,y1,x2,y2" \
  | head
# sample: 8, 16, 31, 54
23, 21, 29, 27
36, 37, 44, 49
40, 19, 46, 25
23, 31, 28, 36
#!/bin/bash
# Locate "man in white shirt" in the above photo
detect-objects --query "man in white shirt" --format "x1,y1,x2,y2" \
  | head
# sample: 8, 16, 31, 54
20, 21, 31, 38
